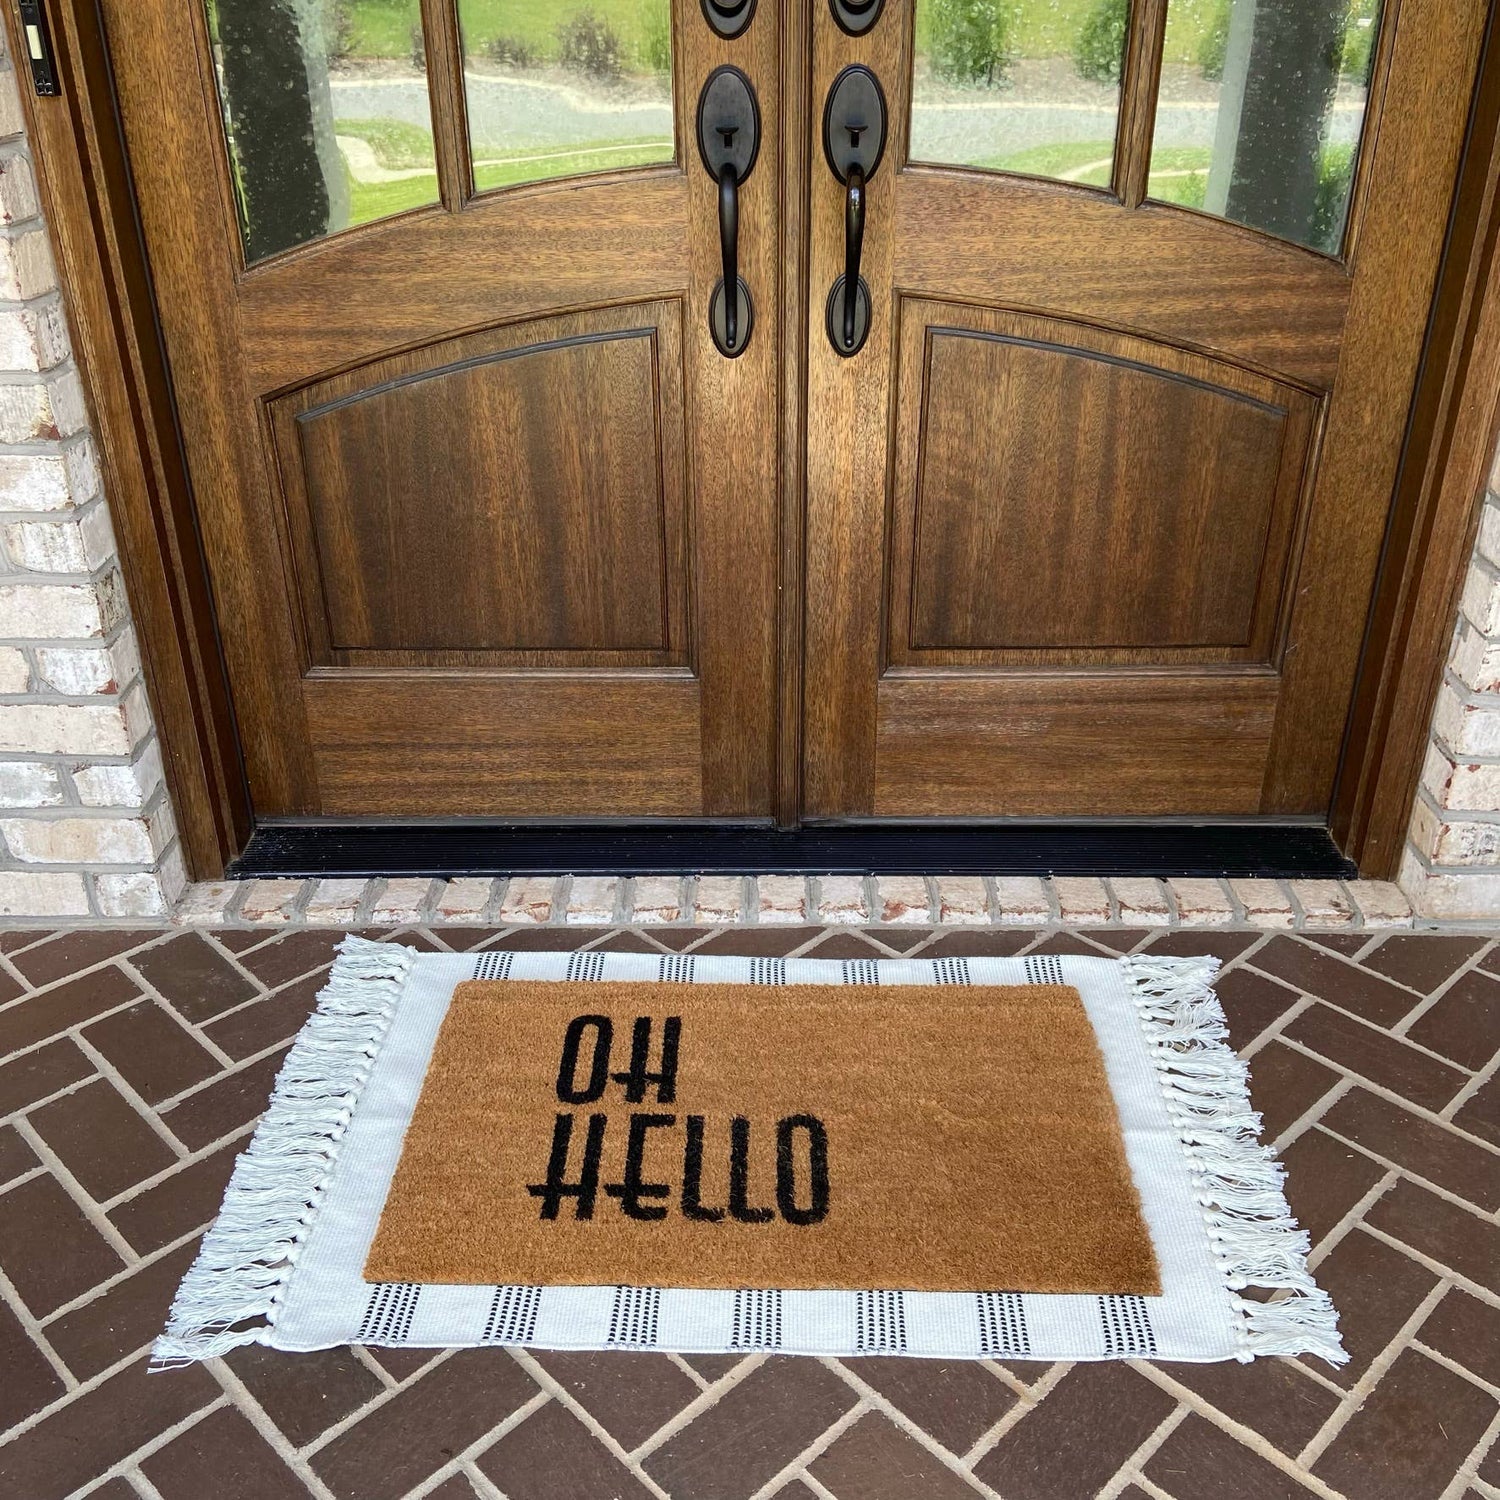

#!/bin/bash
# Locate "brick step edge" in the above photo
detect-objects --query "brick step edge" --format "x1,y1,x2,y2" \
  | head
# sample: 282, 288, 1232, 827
107, 873, 1422, 932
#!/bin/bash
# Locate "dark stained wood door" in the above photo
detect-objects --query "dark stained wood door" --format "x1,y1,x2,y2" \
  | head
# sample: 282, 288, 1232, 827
803, 0, 1489, 819
99, 0, 785, 818
96, 0, 1488, 832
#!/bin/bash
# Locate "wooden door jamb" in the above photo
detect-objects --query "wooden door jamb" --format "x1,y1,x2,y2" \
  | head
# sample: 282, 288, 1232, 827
2, 0, 249, 881
1333, 0, 1500, 878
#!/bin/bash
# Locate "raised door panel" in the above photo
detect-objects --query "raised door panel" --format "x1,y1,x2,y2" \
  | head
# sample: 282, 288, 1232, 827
888, 303, 1319, 670
269, 301, 689, 670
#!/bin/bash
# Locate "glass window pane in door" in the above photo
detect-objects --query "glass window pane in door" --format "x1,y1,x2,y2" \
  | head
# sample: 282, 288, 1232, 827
204, 0, 440, 263
1148, 0, 1381, 253
910, 0, 1126, 186
456, 0, 675, 193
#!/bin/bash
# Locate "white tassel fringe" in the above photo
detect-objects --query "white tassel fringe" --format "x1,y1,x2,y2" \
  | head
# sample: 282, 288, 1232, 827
1123, 954, 1348, 1366
153, 940, 1343, 1366
151, 935, 413, 1366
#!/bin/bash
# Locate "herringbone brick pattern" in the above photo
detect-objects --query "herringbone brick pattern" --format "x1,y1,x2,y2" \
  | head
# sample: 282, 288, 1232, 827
0, 922, 1497, 1499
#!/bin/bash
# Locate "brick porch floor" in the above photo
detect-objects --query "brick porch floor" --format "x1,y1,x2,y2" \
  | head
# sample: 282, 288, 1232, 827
0, 921, 1497, 1500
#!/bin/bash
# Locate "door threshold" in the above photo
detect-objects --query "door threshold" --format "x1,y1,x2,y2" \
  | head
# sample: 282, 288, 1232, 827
228, 820, 1356, 879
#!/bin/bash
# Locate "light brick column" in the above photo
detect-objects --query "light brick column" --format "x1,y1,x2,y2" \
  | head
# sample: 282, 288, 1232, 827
0, 45, 180, 919
1403, 430, 1500, 918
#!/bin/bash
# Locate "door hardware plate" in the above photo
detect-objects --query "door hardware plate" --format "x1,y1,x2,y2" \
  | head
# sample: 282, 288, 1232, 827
701, 0, 756, 38
822, 64, 886, 183
826, 275, 871, 356
697, 65, 761, 181
829, 0, 884, 36
711, 277, 755, 359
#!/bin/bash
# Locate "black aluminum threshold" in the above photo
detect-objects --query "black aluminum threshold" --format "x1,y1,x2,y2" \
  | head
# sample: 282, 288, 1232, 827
228, 820, 1356, 879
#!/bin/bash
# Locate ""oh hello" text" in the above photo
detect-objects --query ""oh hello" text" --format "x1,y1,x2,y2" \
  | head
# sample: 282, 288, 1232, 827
526, 1014, 831, 1226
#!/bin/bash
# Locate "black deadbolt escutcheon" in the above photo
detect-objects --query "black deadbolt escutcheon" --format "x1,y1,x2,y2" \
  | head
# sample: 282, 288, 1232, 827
701, 0, 756, 38
698, 65, 761, 183
822, 63, 887, 185
828, 0, 884, 36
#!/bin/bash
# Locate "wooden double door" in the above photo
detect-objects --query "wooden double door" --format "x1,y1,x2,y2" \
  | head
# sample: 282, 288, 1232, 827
100, 0, 1485, 827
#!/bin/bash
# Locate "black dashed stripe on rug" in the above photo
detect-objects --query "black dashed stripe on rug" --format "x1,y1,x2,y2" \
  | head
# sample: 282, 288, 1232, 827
748, 957, 788, 986
482, 1285, 542, 1344
473, 950, 514, 981
856, 1290, 907, 1353
356, 1283, 421, 1344
658, 953, 696, 983
1099, 1295, 1157, 1357
565, 951, 607, 983
840, 958, 879, 986
932, 957, 971, 986
976, 1292, 1030, 1357
607, 1286, 662, 1346
730, 1289, 783, 1350
1024, 955, 1066, 986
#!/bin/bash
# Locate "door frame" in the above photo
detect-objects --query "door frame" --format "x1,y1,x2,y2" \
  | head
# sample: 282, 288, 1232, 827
8, 0, 1497, 881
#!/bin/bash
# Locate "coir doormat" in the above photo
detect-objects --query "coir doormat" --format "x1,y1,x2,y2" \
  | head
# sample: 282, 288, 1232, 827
365, 980, 1159, 1294
155, 939, 1347, 1366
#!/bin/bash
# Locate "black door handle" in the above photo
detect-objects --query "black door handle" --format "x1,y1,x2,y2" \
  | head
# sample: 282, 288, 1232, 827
697, 67, 760, 359
842, 164, 865, 352
718, 158, 740, 352
822, 65, 886, 357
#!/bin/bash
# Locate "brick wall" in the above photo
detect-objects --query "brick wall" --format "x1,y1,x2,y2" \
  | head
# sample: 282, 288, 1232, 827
1401, 435, 1500, 919
0, 47, 182, 920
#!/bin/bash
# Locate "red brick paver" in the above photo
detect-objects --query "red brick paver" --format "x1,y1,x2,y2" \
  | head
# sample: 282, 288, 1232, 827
0, 921, 1498, 1498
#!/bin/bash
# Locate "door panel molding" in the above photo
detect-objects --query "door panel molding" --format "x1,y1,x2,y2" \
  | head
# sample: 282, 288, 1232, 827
0, 0, 251, 875
268, 301, 691, 672
1262, 0, 1492, 814
885, 300, 1318, 670
1334, 1, 1500, 874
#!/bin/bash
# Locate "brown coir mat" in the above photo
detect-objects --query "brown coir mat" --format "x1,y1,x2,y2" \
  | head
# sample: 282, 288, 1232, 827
365, 981, 1160, 1294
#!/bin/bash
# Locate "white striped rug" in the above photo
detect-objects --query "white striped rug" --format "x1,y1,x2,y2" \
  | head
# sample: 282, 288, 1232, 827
154, 938, 1346, 1366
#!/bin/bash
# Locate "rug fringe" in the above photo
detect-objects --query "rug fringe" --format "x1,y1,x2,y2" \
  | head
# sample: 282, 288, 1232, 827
1122, 954, 1348, 1366
150, 935, 413, 1367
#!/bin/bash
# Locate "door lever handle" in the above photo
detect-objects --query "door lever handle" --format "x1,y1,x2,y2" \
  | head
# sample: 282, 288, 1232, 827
697, 67, 760, 359
718, 158, 740, 352
841, 164, 865, 352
